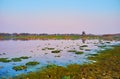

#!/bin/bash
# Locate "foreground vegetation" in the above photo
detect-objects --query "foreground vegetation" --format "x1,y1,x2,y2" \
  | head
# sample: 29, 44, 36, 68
13, 46, 120, 79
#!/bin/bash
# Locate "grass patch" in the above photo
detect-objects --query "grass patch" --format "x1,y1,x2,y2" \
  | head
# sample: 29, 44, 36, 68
12, 65, 27, 71
26, 61, 39, 66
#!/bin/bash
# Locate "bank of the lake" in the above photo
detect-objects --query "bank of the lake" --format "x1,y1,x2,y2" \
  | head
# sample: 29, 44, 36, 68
14, 45, 120, 79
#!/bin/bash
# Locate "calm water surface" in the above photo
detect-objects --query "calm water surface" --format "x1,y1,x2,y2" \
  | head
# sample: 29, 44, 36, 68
0, 39, 120, 78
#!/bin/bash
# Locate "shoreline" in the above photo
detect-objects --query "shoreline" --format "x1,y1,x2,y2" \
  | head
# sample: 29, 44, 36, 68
13, 45, 120, 79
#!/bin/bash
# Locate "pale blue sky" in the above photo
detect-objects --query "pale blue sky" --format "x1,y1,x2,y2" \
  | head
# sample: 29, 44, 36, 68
0, 0, 120, 34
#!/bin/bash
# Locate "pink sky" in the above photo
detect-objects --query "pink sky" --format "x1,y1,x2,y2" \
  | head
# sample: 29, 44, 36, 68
0, 12, 120, 34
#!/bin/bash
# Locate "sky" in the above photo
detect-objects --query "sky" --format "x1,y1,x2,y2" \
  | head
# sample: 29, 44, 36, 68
0, 0, 120, 34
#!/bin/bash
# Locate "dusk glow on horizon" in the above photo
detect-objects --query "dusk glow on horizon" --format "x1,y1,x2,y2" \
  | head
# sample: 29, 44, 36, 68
0, 0, 120, 34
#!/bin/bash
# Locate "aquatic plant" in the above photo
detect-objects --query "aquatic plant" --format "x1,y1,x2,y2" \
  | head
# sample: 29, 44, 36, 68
75, 51, 84, 54
26, 61, 39, 66
47, 48, 55, 50
42, 47, 55, 50
51, 50, 61, 53
0, 56, 30, 63
106, 41, 111, 43
68, 50, 83, 54
0, 58, 11, 62
11, 58, 22, 62
80, 45, 88, 47
13, 65, 27, 71
11, 56, 30, 62
67, 50, 76, 52
42, 48, 46, 50
20, 56, 30, 59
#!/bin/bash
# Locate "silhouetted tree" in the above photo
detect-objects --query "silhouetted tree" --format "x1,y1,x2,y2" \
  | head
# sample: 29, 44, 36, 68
82, 31, 86, 36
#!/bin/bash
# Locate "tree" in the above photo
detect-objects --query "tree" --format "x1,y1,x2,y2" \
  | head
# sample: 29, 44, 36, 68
82, 31, 86, 36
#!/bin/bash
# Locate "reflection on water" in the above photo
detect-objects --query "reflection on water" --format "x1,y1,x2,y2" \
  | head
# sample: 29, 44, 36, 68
0, 39, 120, 78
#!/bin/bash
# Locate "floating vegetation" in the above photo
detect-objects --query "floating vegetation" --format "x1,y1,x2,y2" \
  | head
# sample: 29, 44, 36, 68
80, 45, 88, 47
47, 48, 55, 50
75, 51, 84, 54
12, 65, 27, 71
67, 50, 76, 52
68, 50, 84, 54
0, 56, 30, 63
51, 50, 61, 53
42, 47, 55, 50
42, 48, 46, 50
106, 41, 111, 43
0, 58, 11, 62
12, 56, 30, 62
20, 56, 30, 59
11, 58, 22, 62
26, 61, 39, 66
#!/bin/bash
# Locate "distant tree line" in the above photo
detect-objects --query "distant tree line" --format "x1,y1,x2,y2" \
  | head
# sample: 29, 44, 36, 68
0, 33, 86, 36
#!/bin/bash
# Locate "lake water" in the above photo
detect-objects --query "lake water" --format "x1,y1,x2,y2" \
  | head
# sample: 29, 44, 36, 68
0, 39, 120, 78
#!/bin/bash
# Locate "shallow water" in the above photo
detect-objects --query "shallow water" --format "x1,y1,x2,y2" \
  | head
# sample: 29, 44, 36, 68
0, 39, 120, 78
